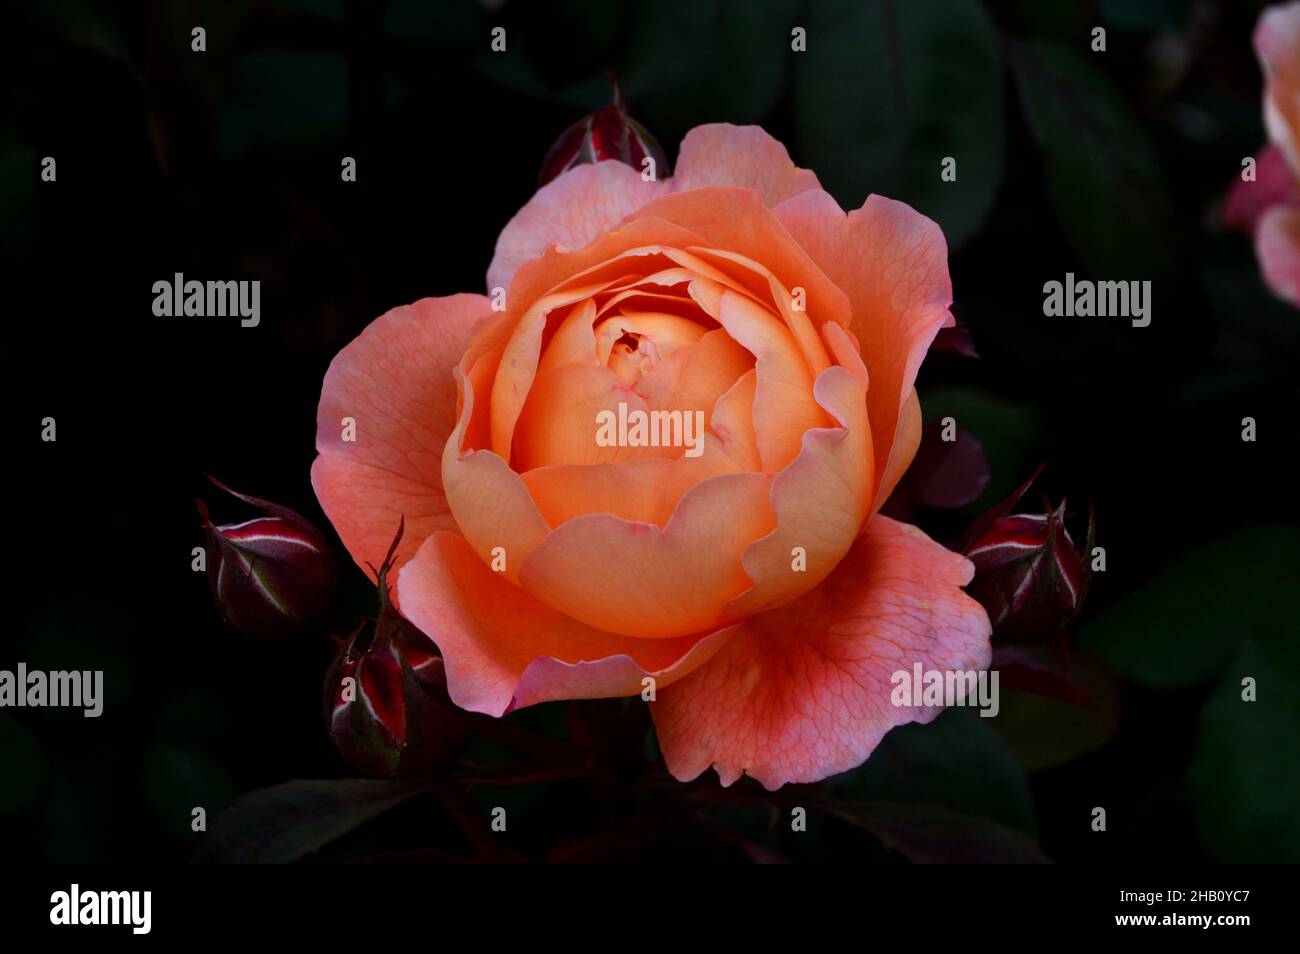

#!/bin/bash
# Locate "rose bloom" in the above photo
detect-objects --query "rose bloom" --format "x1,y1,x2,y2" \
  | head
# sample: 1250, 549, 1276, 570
312, 124, 990, 789
1226, 1, 1300, 305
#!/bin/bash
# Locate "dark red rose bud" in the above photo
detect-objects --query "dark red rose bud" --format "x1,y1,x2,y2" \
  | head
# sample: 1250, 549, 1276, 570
196, 477, 337, 640
960, 466, 1094, 644
538, 78, 668, 187
324, 521, 467, 778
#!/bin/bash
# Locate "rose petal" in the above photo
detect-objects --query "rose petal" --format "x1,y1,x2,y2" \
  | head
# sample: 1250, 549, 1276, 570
672, 124, 821, 207
521, 450, 743, 528
711, 369, 761, 471
632, 327, 754, 423
651, 515, 992, 790
775, 189, 953, 501
513, 362, 659, 469
516, 472, 776, 638
690, 281, 831, 472
490, 225, 710, 457
312, 294, 491, 582
488, 125, 820, 295
1256, 1, 1300, 176
487, 161, 667, 294
722, 325, 873, 619
875, 388, 922, 511
397, 531, 732, 715
625, 188, 853, 336
1256, 203, 1300, 306
1224, 144, 1300, 232
441, 364, 552, 584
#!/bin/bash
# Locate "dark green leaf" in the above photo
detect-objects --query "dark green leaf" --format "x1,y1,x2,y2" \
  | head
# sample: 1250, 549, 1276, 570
143, 743, 235, 839
992, 651, 1121, 770
792, 0, 1006, 246
624, 0, 802, 132
204, 778, 430, 863
1079, 526, 1300, 688
1188, 639, 1300, 862
1007, 38, 1177, 278
218, 52, 349, 156
0, 715, 43, 817
826, 708, 1036, 833
814, 798, 1050, 863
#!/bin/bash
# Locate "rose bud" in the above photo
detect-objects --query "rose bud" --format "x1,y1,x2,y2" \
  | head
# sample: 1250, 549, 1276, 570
324, 521, 467, 778
196, 476, 337, 640
538, 77, 669, 186
959, 466, 1094, 645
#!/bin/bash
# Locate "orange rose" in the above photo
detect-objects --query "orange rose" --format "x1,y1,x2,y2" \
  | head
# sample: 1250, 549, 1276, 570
312, 124, 990, 789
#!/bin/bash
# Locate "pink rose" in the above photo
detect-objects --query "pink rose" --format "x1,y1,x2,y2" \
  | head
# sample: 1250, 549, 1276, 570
1227, 1, 1300, 305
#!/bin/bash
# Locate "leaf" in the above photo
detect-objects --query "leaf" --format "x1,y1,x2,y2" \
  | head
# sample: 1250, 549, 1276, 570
1078, 526, 1300, 689
218, 52, 349, 156
26, 0, 131, 62
792, 0, 1006, 247
826, 708, 1036, 833
0, 141, 36, 256
813, 799, 1050, 863
992, 643, 1094, 707
144, 744, 235, 839
623, 0, 801, 132
1007, 38, 1177, 278
992, 651, 1122, 771
1201, 237, 1300, 353
1188, 639, 1300, 862
0, 715, 43, 817
204, 778, 430, 863
1099, 0, 1190, 33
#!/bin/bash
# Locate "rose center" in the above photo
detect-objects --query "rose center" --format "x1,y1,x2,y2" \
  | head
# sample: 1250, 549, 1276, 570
606, 330, 661, 385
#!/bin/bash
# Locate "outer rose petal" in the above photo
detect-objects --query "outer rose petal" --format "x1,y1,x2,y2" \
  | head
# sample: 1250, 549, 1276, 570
486, 161, 666, 295
487, 124, 821, 294
672, 124, 821, 207
651, 516, 991, 790
774, 189, 953, 501
874, 388, 922, 512
1257, 204, 1300, 305
312, 294, 491, 581
396, 531, 731, 715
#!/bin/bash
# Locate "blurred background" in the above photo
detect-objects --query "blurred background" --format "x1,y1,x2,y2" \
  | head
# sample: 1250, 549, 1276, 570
2, 0, 1297, 863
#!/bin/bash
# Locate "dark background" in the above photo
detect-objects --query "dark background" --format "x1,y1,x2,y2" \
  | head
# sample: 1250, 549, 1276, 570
2, 0, 1297, 863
